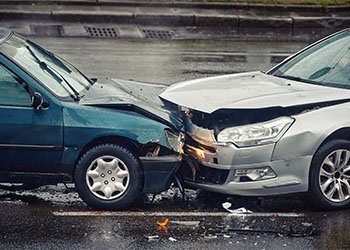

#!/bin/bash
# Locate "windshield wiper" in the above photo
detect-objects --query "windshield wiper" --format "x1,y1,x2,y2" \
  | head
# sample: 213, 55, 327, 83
27, 40, 72, 74
275, 74, 325, 86
26, 45, 80, 101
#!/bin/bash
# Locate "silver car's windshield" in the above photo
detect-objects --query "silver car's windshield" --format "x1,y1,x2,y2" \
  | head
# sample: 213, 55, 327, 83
0, 33, 92, 100
269, 30, 350, 89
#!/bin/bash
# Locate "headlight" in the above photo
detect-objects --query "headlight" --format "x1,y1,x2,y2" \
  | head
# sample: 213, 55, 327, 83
164, 130, 185, 153
217, 116, 294, 147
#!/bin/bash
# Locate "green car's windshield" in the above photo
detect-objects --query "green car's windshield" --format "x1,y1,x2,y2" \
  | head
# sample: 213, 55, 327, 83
269, 30, 350, 89
0, 33, 92, 100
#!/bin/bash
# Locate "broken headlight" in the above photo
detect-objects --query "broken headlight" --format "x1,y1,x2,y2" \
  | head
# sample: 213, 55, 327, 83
164, 130, 185, 153
217, 116, 294, 147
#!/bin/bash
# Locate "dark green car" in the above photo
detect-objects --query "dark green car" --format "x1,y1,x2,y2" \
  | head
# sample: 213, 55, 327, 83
0, 28, 184, 210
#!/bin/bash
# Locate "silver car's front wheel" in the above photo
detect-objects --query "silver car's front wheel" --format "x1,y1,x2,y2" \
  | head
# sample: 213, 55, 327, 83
86, 155, 130, 200
319, 149, 350, 203
309, 139, 350, 210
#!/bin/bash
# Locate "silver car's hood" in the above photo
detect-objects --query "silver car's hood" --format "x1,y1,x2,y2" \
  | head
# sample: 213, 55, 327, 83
160, 71, 350, 113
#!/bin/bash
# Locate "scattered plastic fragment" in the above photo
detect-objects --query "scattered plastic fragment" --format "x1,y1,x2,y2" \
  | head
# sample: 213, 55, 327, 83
145, 235, 160, 241
171, 221, 200, 226
157, 218, 169, 234
168, 237, 177, 242
204, 234, 218, 239
222, 202, 253, 214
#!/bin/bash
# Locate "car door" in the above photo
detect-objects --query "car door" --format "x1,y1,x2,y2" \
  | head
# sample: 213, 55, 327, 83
0, 62, 64, 173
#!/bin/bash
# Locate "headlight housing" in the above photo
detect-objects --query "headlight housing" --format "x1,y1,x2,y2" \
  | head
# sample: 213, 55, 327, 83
217, 116, 294, 147
164, 130, 185, 153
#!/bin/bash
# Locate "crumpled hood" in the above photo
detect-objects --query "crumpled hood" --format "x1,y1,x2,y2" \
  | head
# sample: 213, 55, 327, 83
160, 71, 350, 113
80, 78, 182, 130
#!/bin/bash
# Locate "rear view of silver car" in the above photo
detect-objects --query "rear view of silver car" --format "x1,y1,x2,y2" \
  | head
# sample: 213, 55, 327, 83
160, 28, 350, 210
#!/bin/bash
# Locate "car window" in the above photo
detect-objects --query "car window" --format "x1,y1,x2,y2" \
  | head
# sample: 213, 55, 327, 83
0, 64, 31, 106
271, 30, 350, 88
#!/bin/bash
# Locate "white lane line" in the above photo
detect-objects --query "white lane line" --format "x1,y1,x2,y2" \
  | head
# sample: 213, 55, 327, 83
52, 211, 304, 217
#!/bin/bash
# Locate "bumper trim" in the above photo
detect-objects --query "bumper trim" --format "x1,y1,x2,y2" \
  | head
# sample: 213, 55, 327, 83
140, 155, 182, 193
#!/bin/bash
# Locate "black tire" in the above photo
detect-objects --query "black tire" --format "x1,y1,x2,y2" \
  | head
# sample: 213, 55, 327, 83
74, 144, 143, 210
308, 139, 350, 210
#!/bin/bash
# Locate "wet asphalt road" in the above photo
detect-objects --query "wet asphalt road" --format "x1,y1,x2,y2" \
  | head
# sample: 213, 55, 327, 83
1, 36, 348, 249
29, 36, 307, 84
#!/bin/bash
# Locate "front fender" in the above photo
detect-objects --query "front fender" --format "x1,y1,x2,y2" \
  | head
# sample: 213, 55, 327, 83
272, 102, 350, 161
61, 103, 175, 167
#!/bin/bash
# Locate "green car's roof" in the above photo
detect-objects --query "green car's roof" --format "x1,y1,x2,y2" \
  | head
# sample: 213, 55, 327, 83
0, 28, 11, 45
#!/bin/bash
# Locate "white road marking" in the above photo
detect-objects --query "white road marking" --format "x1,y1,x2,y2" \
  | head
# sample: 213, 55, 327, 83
52, 211, 304, 217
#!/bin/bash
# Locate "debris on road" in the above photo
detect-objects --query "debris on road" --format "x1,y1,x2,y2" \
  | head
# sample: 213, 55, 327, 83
168, 237, 177, 242
145, 235, 160, 241
204, 234, 218, 240
222, 202, 253, 214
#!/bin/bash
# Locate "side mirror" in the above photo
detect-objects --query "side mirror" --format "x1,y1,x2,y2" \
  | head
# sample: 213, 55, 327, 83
32, 92, 49, 110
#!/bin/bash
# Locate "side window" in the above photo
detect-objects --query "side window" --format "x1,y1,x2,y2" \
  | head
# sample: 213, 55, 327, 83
0, 64, 31, 106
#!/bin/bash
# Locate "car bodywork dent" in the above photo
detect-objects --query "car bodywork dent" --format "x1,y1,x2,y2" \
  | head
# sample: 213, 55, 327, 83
160, 71, 350, 113
184, 99, 350, 133
163, 72, 350, 196
61, 79, 185, 194
80, 78, 182, 131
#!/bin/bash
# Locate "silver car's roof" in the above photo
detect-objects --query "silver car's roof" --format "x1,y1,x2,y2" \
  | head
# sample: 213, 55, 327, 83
0, 28, 11, 45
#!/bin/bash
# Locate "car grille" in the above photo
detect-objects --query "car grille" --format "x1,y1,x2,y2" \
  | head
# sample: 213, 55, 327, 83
195, 164, 229, 185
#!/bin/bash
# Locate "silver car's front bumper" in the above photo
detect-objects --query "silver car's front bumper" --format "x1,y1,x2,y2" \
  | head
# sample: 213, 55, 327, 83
181, 116, 311, 196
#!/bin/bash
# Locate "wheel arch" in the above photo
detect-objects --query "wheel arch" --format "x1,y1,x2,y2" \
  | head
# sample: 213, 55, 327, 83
73, 135, 142, 172
312, 127, 350, 162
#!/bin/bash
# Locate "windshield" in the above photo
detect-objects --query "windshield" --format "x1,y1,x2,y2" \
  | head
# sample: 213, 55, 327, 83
269, 30, 350, 89
0, 33, 92, 100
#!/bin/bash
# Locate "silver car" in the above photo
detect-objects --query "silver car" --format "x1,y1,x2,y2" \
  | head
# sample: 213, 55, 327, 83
160, 28, 350, 210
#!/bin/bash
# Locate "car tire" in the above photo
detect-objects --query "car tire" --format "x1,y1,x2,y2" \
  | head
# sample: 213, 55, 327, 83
309, 139, 350, 210
74, 144, 143, 210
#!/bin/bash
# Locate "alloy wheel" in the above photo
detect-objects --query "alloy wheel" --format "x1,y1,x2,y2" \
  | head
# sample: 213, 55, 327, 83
319, 149, 350, 203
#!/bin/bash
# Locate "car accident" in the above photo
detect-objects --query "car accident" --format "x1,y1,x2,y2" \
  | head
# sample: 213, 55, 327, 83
2, 26, 350, 210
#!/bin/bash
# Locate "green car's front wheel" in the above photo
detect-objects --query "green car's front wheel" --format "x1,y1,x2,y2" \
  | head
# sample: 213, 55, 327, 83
74, 144, 143, 210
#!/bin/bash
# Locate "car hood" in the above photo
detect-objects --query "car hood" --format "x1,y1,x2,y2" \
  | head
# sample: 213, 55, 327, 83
80, 78, 182, 130
159, 71, 350, 113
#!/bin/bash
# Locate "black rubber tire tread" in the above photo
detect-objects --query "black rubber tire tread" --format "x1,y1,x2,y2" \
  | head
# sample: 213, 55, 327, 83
308, 139, 350, 210
74, 143, 143, 210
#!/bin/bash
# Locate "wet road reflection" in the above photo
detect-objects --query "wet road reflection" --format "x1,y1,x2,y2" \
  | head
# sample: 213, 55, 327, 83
0, 184, 348, 249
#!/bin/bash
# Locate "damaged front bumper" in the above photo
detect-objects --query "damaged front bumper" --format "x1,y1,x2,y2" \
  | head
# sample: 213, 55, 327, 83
179, 117, 310, 196
141, 131, 185, 193
141, 154, 182, 193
